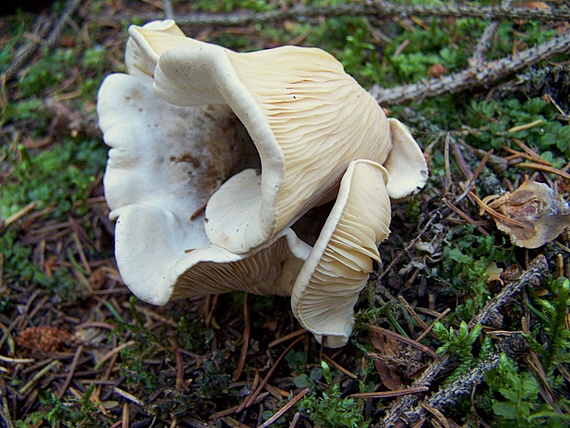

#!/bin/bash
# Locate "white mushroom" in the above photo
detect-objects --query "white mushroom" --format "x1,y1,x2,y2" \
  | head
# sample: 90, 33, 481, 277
384, 119, 429, 200
125, 19, 185, 81
99, 20, 430, 347
291, 160, 392, 348
98, 69, 310, 305
128, 22, 394, 254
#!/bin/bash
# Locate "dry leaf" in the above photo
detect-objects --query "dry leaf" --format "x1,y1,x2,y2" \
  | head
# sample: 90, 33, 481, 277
486, 262, 504, 284
488, 180, 570, 248
428, 63, 447, 78
371, 331, 405, 390
375, 359, 404, 391
371, 330, 400, 356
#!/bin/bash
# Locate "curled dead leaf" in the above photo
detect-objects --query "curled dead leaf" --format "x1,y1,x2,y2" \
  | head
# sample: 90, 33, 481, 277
486, 180, 570, 248
486, 262, 504, 285
428, 63, 447, 78
371, 332, 404, 390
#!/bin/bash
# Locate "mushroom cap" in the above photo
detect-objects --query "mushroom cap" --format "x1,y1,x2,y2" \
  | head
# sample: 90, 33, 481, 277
113, 204, 309, 304
384, 118, 429, 200
97, 72, 310, 305
291, 160, 391, 348
129, 23, 393, 254
125, 20, 185, 80
98, 72, 237, 217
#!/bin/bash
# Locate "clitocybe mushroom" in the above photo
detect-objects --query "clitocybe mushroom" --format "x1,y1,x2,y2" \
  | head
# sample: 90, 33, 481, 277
98, 44, 310, 305
384, 118, 430, 200
129, 22, 395, 254
291, 160, 392, 348
124, 19, 185, 81
99, 20, 429, 347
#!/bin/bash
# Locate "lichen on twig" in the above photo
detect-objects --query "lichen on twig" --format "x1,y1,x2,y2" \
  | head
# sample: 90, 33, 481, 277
379, 255, 549, 427
371, 32, 570, 105
122, 1, 570, 27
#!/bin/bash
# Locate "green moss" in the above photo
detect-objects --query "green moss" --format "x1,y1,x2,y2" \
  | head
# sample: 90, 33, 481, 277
1, 139, 106, 219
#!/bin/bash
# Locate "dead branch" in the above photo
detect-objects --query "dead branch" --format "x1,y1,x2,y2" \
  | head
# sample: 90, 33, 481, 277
372, 32, 570, 105
470, 0, 513, 67
379, 353, 452, 427
404, 353, 501, 423
380, 255, 549, 427
470, 254, 548, 327
114, 2, 570, 27
3, 0, 82, 82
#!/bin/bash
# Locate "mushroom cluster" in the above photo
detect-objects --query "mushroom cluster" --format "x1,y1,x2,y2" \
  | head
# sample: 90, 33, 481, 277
97, 20, 429, 347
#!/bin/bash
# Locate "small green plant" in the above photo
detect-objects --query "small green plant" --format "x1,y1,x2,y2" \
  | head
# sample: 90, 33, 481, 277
432, 321, 488, 393
433, 321, 482, 359
0, 228, 82, 301
16, 384, 105, 427
193, 357, 232, 399
0, 140, 106, 219
437, 225, 515, 321
299, 361, 369, 428
120, 347, 159, 391
335, 25, 383, 86
285, 349, 309, 374
465, 97, 570, 166
175, 314, 215, 352
481, 354, 570, 427
192, 0, 273, 13
526, 277, 570, 370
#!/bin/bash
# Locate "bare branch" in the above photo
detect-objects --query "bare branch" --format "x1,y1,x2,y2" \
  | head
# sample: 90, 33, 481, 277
470, 254, 548, 327
470, 0, 513, 66
2, 0, 82, 82
380, 255, 549, 427
372, 32, 570, 105
106, 2, 570, 27
405, 353, 501, 423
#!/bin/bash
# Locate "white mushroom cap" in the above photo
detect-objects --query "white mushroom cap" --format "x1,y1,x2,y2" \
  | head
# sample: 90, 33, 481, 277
291, 160, 391, 348
97, 72, 310, 305
128, 23, 393, 254
125, 20, 184, 80
113, 204, 309, 304
98, 72, 237, 217
384, 118, 429, 200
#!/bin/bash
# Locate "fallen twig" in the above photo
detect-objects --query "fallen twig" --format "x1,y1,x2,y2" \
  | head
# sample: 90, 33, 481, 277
108, 2, 570, 27
517, 162, 570, 181
323, 354, 358, 379
232, 293, 250, 381
372, 32, 570, 105
3, 0, 82, 82
404, 353, 501, 424
57, 345, 83, 399
470, 0, 512, 66
381, 255, 549, 426
257, 388, 310, 428
369, 325, 437, 359
239, 336, 304, 411
350, 386, 429, 399
470, 254, 548, 327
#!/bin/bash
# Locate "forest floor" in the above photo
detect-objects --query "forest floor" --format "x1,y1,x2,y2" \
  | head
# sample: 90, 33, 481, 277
1, 0, 570, 427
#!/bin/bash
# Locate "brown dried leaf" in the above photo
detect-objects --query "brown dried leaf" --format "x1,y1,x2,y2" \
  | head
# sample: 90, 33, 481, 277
428, 63, 447, 78
375, 359, 404, 391
371, 330, 400, 357
488, 180, 570, 248
486, 262, 504, 284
